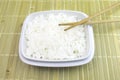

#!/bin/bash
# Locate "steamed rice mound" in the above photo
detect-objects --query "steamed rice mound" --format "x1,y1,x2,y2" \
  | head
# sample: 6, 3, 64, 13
25, 13, 87, 60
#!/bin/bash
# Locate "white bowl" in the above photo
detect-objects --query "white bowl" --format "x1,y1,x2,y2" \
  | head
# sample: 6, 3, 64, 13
19, 10, 95, 66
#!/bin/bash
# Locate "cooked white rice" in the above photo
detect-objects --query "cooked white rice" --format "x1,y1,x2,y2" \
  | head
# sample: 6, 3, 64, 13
25, 13, 87, 60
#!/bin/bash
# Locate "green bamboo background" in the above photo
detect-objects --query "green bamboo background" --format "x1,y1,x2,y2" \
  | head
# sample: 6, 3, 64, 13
0, 0, 120, 80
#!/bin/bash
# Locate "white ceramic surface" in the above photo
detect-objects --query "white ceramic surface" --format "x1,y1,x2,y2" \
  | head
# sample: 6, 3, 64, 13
19, 10, 95, 67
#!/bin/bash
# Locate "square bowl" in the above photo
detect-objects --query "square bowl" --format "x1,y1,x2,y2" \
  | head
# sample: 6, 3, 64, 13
19, 10, 95, 66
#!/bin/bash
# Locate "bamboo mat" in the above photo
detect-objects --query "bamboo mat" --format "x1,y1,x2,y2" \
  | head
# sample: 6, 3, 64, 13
0, 0, 120, 80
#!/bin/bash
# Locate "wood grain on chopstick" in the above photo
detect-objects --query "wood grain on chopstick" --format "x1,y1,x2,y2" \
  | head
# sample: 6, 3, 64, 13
63, 2, 120, 31
86, 20, 120, 24
59, 20, 120, 26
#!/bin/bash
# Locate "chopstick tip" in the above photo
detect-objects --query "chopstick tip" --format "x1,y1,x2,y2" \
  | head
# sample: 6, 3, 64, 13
58, 24, 62, 26
64, 28, 68, 31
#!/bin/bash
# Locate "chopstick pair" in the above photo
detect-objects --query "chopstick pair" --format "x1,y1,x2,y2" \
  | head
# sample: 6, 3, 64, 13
59, 2, 120, 31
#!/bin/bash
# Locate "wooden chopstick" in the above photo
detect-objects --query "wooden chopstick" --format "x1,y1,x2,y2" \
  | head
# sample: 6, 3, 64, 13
62, 2, 120, 31
59, 20, 120, 26
86, 20, 120, 24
